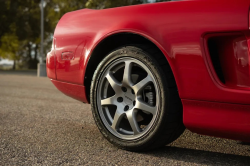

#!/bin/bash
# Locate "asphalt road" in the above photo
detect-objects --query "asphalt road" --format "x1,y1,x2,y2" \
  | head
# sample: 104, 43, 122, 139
0, 73, 250, 165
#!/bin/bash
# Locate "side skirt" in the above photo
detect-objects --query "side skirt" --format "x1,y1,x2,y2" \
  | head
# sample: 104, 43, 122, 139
183, 99, 250, 142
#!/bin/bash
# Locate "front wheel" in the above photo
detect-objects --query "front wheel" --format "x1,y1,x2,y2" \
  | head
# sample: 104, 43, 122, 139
90, 46, 185, 151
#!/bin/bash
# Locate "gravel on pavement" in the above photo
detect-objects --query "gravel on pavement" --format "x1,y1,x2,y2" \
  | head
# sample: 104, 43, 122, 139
0, 74, 250, 165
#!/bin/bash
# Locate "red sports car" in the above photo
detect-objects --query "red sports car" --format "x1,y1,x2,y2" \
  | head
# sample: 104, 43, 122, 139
46, 0, 250, 151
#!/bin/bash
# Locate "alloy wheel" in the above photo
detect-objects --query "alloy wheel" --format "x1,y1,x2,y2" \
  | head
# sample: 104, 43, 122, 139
97, 57, 159, 140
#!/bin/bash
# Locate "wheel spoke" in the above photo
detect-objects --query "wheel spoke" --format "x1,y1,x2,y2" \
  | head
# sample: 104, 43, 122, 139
132, 75, 152, 94
101, 96, 116, 106
135, 99, 156, 115
106, 71, 122, 93
97, 57, 160, 139
111, 109, 125, 130
126, 109, 140, 134
122, 61, 133, 86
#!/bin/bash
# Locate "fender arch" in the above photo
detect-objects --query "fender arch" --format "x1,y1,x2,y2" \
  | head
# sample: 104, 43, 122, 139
84, 31, 178, 102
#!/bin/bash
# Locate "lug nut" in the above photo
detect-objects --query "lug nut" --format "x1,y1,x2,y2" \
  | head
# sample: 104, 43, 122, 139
124, 105, 129, 111
122, 87, 127, 92
117, 97, 123, 103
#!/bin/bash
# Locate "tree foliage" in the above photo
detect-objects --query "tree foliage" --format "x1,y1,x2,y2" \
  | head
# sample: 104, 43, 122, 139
86, 0, 143, 9
0, 0, 170, 69
0, 0, 45, 68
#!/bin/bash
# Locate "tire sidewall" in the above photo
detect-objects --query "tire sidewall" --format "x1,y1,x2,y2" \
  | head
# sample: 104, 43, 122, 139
90, 46, 170, 150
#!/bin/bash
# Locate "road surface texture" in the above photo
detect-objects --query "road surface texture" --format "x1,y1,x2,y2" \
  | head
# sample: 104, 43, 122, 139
0, 73, 250, 165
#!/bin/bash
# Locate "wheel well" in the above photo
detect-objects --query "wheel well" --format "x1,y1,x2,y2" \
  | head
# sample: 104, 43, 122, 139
84, 32, 177, 102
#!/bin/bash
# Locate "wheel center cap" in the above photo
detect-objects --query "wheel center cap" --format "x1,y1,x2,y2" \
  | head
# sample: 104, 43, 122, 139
125, 95, 133, 103
123, 91, 135, 106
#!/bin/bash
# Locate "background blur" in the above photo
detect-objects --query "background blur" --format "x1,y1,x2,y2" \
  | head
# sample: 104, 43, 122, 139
0, 0, 170, 71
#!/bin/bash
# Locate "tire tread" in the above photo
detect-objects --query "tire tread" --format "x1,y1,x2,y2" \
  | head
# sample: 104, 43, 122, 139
90, 45, 185, 151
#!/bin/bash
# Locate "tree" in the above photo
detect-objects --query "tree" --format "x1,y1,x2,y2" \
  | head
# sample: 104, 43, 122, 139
85, 0, 170, 9
86, 0, 144, 9
0, 0, 88, 69
0, 0, 43, 69
0, 0, 170, 70
0, 34, 20, 69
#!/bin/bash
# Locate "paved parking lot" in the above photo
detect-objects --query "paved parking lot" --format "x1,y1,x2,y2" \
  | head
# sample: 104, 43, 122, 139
0, 73, 250, 165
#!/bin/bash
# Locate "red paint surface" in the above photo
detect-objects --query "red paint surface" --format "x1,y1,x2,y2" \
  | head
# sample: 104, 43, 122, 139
246, 31, 250, 82
183, 99, 250, 141
46, 38, 56, 80
46, 50, 56, 80
51, 79, 88, 103
46, 0, 250, 141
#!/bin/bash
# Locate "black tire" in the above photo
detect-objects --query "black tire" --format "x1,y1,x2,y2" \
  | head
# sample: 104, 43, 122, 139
90, 45, 185, 151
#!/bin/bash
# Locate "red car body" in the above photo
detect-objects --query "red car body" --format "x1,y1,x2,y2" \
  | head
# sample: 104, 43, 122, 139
47, 0, 250, 142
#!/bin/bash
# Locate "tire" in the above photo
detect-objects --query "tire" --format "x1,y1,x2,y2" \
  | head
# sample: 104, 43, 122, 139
90, 45, 185, 151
